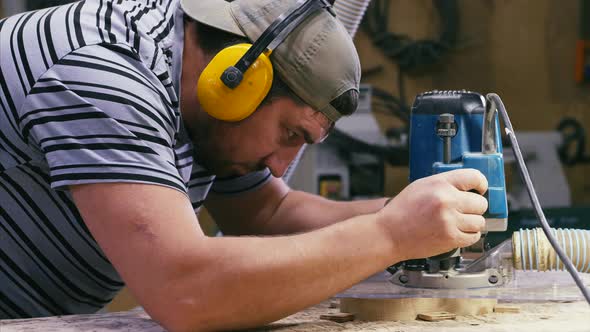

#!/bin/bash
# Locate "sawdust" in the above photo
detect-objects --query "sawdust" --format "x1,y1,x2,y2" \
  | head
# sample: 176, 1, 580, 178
1, 300, 587, 332
255, 300, 590, 332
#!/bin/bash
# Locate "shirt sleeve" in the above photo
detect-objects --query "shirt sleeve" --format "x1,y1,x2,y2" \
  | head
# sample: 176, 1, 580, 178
18, 44, 186, 193
210, 169, 273, 195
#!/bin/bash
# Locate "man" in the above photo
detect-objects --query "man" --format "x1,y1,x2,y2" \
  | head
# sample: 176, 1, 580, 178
0, 0, 488, 330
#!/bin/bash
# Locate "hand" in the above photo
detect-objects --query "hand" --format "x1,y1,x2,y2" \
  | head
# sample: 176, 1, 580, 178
377, 169, 489, 261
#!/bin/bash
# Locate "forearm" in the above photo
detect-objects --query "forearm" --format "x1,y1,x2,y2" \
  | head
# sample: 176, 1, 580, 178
162, 213, 398, 331
259, 190, 389, 234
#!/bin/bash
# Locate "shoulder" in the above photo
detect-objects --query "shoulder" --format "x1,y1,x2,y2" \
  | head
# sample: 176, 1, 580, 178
19, 43, 180, 148
0, 0, 181, 104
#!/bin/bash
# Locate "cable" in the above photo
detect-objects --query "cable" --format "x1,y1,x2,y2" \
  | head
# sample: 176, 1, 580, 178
557, 117, 590, 166
487, 93, 590, 305
360, 1, 457, 141
327, 129, 409, 166
362, 0, 459, 72
371, 87, 411, 123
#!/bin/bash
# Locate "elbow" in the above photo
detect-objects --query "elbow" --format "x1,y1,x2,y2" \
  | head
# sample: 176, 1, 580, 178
157, 317, 201, 332
149, 298, 269, 332
143, 288, 229, 332
152, 308, 250, 332
148, 303, 208, 332
144, 293, 213, 332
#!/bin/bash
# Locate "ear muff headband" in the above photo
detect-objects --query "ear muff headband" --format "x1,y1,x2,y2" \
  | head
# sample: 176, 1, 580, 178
220, 0, 333, 89
197, 0, 335, 122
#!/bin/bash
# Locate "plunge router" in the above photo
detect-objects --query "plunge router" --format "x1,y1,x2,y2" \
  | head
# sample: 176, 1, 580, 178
388, 90, 510, 289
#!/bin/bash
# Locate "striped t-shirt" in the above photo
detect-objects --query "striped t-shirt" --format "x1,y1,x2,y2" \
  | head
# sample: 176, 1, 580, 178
0, 0, 272, 318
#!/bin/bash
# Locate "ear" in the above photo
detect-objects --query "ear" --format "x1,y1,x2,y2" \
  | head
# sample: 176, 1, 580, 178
327, 0, 336, 4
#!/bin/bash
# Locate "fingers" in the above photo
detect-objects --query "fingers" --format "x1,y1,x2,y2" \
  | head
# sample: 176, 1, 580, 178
456, 231, 483, 248
456, 191, 488, 215
455, 213, 486, 233
442, 169, 488, 195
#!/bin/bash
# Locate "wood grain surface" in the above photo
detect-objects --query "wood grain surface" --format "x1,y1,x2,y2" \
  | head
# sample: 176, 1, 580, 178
1, 299, 589, 332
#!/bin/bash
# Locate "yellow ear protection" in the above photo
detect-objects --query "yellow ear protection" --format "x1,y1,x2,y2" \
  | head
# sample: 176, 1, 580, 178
197, 0, 336, 122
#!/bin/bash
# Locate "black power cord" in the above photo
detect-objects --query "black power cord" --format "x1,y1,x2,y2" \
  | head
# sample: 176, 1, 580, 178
371, 87, 411, 124
345, 0, 461, 164
557, 117, 590, 166
326, 129, 409, 166
325, 87, 411, 168
362, 0, 459, 72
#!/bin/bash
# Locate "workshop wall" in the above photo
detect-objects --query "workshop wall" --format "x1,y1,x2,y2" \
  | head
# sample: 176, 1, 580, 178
1, 2, 587, 202
358, 0, 590, 204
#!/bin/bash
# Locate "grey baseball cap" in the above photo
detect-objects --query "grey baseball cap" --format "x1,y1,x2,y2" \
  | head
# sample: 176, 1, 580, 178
180, 0, 361, 122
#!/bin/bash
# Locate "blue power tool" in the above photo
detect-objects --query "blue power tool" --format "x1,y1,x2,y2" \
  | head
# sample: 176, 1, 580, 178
410, 90, 508, 231
388, 90, 510, 289
386, 92, 590, 299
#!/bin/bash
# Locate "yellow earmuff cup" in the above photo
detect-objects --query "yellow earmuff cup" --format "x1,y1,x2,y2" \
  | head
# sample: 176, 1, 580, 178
197, 43, 274, 122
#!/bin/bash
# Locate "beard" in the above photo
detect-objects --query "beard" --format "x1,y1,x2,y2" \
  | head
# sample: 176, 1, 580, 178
201, 156, 263, 177
192, 138, 265, 177
187, 115, 266, 177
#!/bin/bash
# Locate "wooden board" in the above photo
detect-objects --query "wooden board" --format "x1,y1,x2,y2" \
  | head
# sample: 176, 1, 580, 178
2, 300, 589, 331
417, 311, 457, 321
339, 297, 497, 321
494, 304, 521, 313
319, 312, 355, 323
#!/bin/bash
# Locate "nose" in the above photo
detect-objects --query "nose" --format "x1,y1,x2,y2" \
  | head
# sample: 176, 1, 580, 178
263, 145, 304, 178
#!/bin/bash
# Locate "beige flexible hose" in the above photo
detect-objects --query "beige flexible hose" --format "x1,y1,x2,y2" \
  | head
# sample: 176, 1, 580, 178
513, 228, 590, 272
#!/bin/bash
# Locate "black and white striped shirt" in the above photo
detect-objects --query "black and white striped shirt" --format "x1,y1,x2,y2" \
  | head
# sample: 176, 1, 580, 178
0, 0, 271, 318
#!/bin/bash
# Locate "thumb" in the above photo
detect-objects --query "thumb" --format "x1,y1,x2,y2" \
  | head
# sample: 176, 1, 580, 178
442, 169, 488, 195
457, 231, 482, 248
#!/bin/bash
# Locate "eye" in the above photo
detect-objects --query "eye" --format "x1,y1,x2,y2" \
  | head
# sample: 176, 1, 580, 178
283, 127, 303, 146
286, 128, 299, 140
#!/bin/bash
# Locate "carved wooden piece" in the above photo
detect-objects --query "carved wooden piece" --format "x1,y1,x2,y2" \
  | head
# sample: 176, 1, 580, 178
319, 312, 355, 323
494, 304, 521, 313
417, 311, 456, 321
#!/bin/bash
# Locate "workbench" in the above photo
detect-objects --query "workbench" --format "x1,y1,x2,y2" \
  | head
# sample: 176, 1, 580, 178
1, 299, 588, 331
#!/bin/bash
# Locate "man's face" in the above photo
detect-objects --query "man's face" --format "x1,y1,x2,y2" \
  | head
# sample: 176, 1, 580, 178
189, 97, 333, 178
180, 22, 332, 178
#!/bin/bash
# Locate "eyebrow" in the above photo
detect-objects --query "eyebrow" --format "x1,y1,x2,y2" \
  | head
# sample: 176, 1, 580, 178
298, 126, 316, 145
298, 122, 335, 145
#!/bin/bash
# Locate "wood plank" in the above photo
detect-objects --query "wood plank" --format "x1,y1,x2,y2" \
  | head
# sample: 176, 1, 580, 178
494, 304, 521, 313
1, 300, 589, 331
0, 310, 164, 332
319, 312, 355, 323
417, 311, 457, 321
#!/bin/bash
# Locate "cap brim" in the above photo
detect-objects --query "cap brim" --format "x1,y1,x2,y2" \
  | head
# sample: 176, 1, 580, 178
180, 0, 246, 37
